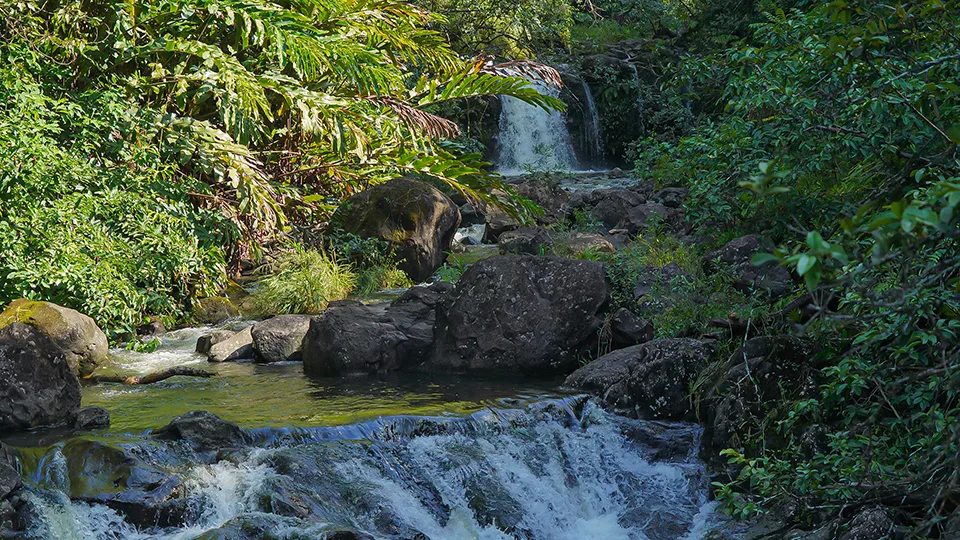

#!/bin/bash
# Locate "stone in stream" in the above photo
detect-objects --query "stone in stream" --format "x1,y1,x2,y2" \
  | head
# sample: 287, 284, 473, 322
515, 179, 570, 225
195, 329, 235, 354
0, 442, 22, 534
430, 255, 610, 375
70, 406, 111, 430
567, 187, 686, 235
59, 438, 187, 528
251, 315, 310, 363
564, 338, 714, 419
497, 226, 554, 255
0, 299, 108, 377
330, 178, 461, 282
153, 410, 246, 452
207, 326, 254, 363
0, 323, 82, 432
703, 234, 793, 298
302, 283, 450, 376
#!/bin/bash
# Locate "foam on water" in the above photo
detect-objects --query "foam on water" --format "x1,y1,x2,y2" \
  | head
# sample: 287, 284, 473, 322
496, 82, 580, 175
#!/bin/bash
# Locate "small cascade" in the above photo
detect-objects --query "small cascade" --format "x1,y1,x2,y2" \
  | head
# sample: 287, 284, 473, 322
495, 81, 580, 175
581, 80, 604, 164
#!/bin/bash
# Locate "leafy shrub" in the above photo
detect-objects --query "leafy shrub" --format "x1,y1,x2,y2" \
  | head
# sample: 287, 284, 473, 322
251, 248, 356, 315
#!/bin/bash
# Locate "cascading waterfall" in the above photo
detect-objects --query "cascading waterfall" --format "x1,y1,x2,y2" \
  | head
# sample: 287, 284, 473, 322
19, 397, 722, 539
581, 80, 604, 164
495, 82, 580, 175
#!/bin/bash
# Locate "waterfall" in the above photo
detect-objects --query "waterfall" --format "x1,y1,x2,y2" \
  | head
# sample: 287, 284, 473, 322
581, 80, 604, 164
20, 397, 723, 539
495, 82, 580, 175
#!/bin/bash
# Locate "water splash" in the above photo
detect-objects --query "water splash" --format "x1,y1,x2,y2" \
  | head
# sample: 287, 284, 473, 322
496, 82, 580, 175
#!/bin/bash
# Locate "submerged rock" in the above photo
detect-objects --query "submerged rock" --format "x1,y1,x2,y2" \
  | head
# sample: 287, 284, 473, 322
704, 235, 793, 297
564, 338, 714, 419
0, 323, 82, 432
0, 299, 108, 377
251, 315, 310, 363
331, 178, 461, 282
153, 410, 246, 452
430, 255, 610, 374
70, 406, 110, 430
59, 439, 186, 528
207, 326, 254, 363
302, 283, 449, 376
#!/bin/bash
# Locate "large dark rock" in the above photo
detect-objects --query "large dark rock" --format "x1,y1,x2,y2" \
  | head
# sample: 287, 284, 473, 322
207, 326, 254, 363
59, 439, 186, 528
498, 227, 554, 255
704, 235, 793, 297
564, 339, 714, 419
840, 507, 895, 540
610, 308, 654, 349
196, 330, 235, 355
252, 315, 310, 363
704, 336, 821, 454
302, 283, 450, 376
568, 188, 685, 234
0, 444, 20, 502
153, 410, 246, 452
331, 178, 461, 281
0, 299, 108, 377
430, 256, 610, 374
515, 180, 571, 225
0, 323, 82, 432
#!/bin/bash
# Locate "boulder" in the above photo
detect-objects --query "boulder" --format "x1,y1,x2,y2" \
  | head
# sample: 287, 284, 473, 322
652, 187, 687, 209
207, 326, 254, 363
430, 256, 610, 374
60, 439, 186, 528
0, 444, 20, 502
479, 195, 521, 243
498, 227, 554, 255
515, 180, 570, 224
610, 308, 654, 349
302, 283, 450, 376
251, 315, 310, 363
153, 410, 246, 452
705, 336, 821, 453
331, 178, 461, 282
568, 189, 684, 234
840, 508, 894, 540
703, 235, 793, 297
0, 299, 108, 377
194, 297, 240, 325
560, 233, 616, 255
136, 316, 166, 338
196, 330, 235, 355
564, 339, 714, 419
0, 323, 82, 432
70, 406, 111, 430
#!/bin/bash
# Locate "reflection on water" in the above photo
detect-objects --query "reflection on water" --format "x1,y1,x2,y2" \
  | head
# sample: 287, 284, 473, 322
80, 325, 566, 434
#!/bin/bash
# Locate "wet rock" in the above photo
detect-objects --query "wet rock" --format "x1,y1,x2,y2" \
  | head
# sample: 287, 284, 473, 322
705, 336, 821, 453
207, 326, 254, 363
0, 299, 108, 377
498, 227, 554, 255
0, 323, 82, 432
704, 235, 793, 297
302, 283, 449, 376
430, 255, 610, 374
196, 330, 235, 355
568, 188, 685, 235
459, 202, 485, 227
153, 410, 246, 452
840, 507, 895, 540
331, 178, 461, 281
515, 179, 570, 224
194, 297, 240, 325
60, 439, 186, 528
252, 315, 310, 363
616, 419, 698, 462
610, 308, 654, 349
564, 339, 714, 419
479, 196, 521, 243
136, 316, 166, 338
0, 446, 20, 502
70, 406, 110, 430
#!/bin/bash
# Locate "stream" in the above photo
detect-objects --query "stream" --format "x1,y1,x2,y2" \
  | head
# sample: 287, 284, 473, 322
5, 327, 726, 539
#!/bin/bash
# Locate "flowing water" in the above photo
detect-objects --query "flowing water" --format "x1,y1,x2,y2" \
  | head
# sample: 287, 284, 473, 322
495, 82, 580, 175
581, 80, 604, 165
4, 328, 728, 539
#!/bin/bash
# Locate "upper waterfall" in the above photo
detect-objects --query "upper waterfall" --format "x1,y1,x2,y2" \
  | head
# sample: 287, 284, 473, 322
495, 81, 580, 175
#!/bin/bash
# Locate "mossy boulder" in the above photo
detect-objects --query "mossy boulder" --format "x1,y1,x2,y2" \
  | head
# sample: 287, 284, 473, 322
193, 297, 240, 325
0, 299, 108, 377
331, 178, 461, 282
